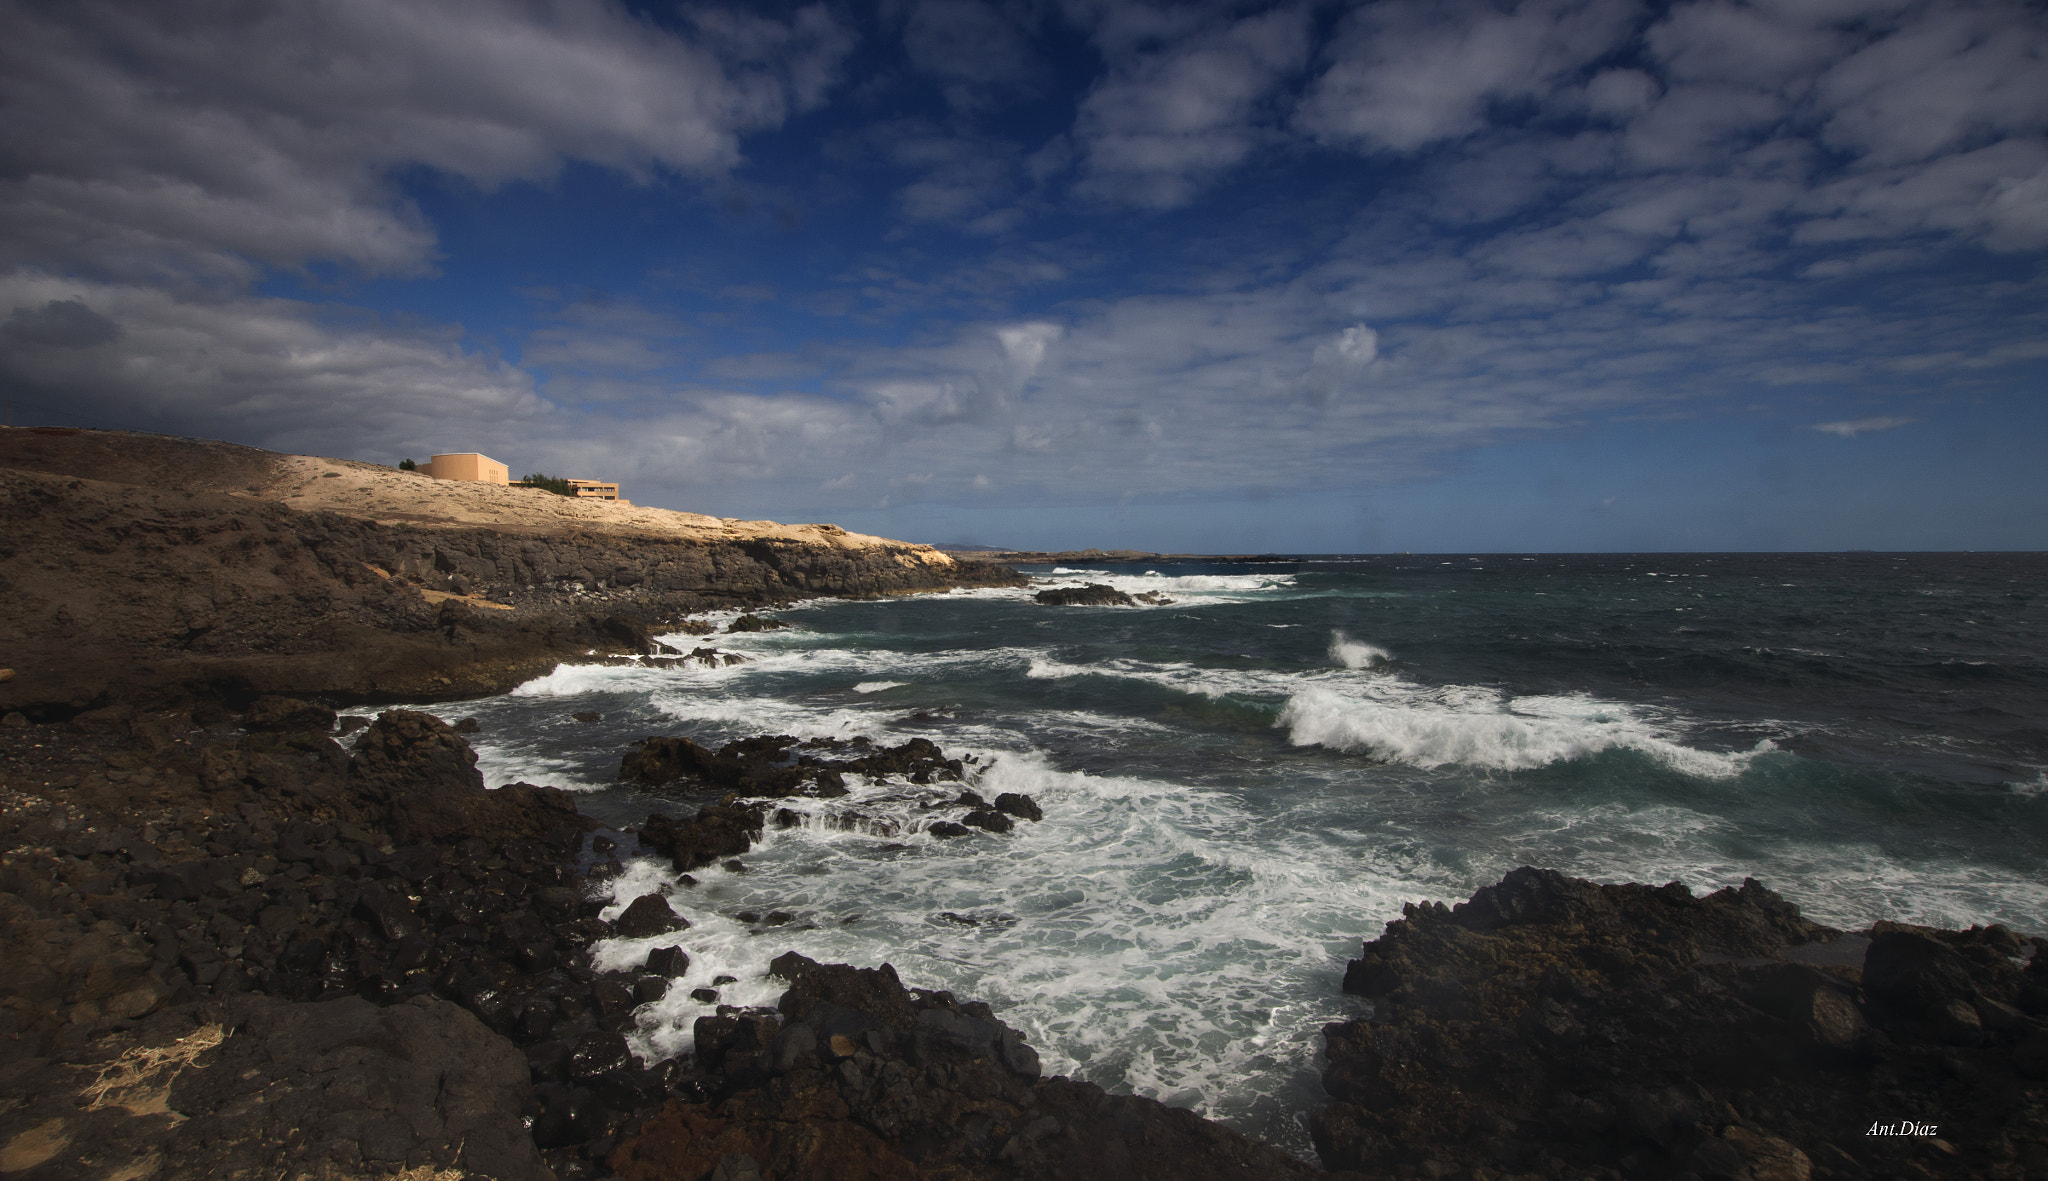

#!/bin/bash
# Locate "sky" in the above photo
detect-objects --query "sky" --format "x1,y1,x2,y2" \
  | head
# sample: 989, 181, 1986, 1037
1, 0, 2044, 552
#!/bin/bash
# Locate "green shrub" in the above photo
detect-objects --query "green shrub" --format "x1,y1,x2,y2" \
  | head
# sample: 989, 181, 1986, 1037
398, 457, 416, 471
519, 473, 575, 496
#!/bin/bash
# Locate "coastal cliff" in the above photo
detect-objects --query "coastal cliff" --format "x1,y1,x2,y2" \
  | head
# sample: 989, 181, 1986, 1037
0, 427, 1023, 715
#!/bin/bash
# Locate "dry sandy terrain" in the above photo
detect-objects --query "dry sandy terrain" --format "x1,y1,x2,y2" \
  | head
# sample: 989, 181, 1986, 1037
265, 454, 956, 567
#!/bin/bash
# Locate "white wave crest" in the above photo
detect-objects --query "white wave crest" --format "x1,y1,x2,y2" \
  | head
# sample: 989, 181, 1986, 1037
1276, 686, 1760, 777
1039, 568, 1298, 605
1329, 631, 1391, 670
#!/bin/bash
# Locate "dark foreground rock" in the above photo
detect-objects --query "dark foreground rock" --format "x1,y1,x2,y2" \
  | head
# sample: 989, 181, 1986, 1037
0, 994, 549, 1180
0, 700, 1252, 1180
1314, 867, 2048, 1180
608, 954, 1318, 1181
1033, 582, 1135, 607
0, 702, 630, 1176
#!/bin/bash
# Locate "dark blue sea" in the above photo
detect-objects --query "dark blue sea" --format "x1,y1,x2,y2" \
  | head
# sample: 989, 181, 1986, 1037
352, 552, 2048, 1155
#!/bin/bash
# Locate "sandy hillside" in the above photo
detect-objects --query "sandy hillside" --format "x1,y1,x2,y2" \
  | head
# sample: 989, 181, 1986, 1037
269, 455, 953, 564
0, 428, 953, 568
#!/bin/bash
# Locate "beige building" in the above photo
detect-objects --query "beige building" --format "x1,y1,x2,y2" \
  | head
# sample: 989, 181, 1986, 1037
568, 479, 622, 501
425, 453, 509, 484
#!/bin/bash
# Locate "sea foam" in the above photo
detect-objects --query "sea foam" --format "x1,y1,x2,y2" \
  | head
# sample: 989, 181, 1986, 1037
1276, 686, 1759, 777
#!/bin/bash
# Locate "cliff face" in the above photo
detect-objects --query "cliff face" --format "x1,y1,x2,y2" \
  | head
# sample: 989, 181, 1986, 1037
0, 427, 1023, 714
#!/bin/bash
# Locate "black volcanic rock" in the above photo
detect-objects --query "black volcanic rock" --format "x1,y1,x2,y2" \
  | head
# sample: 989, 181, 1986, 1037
241, 695, 338, 733
616, 892, 690, 939
1313, 867, 2048, 1180
1034, 583, 1135, 607
607, 957, 1317, 1181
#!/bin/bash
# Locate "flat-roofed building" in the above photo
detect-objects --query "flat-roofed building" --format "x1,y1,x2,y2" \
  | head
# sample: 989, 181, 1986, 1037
567, 479, 622, 501
425, 452, 509, 484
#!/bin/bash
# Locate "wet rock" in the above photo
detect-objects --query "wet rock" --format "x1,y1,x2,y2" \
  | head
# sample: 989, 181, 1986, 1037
994, 792, 1042, 821
572, 711, 603, 724
637, 804, 764, 873
725, 614, 790, 633
568, 1031, 636, 1082
645, 946, 689, 977
453, 717, 482, 734
619, 735, 720, 787
614, 893, 689, 939
601, 614, 672, 655
1033, 583, 1134, 607
962, 809, 1013, 834
927, 821, 972, 838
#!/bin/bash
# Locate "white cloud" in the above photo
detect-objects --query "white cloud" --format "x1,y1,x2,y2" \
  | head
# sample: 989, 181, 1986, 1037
0, 0, 852, 282
1296, 0, 1636, 153
996, 321, 1062, 375
0, 272, 545, 458
1072, 6, 1312, 207
1812, 415, 1912, 437
1815, 4, 2048, 167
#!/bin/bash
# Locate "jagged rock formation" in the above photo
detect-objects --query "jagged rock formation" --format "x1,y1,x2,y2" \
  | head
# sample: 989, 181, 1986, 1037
607, 954, 1320, 1181
1314, 867, 2048, 1180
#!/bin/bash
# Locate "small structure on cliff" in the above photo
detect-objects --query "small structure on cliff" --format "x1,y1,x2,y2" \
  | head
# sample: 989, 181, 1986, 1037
567, 477, 624, 503
425, 451, 509, 484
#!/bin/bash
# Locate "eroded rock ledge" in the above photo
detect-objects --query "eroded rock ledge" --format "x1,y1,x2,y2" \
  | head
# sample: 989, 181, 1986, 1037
1314, 868, 2048, 1181
0, 427, 1024, 717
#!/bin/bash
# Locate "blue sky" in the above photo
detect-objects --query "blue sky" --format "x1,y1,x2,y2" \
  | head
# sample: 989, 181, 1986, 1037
1, 0, 2044, 551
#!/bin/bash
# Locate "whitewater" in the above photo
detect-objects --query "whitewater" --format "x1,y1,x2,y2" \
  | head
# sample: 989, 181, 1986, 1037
351, 552, 2048, 1157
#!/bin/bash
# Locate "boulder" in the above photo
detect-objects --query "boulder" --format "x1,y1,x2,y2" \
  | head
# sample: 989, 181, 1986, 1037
616, 893, 690, 939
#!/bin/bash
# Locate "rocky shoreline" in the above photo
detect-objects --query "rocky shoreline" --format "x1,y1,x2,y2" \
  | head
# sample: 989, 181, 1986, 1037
0, 699, 1319, 1179
5, 693, 2046, 1178
5, 428, 2045, 1178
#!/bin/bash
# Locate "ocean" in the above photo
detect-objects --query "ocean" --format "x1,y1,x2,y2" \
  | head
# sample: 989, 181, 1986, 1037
367, 552, 2048, 1157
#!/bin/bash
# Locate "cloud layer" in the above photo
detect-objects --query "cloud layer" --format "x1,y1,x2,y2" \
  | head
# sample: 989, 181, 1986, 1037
0, 0, 2042, 542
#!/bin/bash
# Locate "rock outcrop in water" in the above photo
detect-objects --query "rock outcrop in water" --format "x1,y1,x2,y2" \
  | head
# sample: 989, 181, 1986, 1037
619, 733, 969, 798
1315, 867, 2048, 1180
623, 734, 1041, 867
1033, 583, 1135, 606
